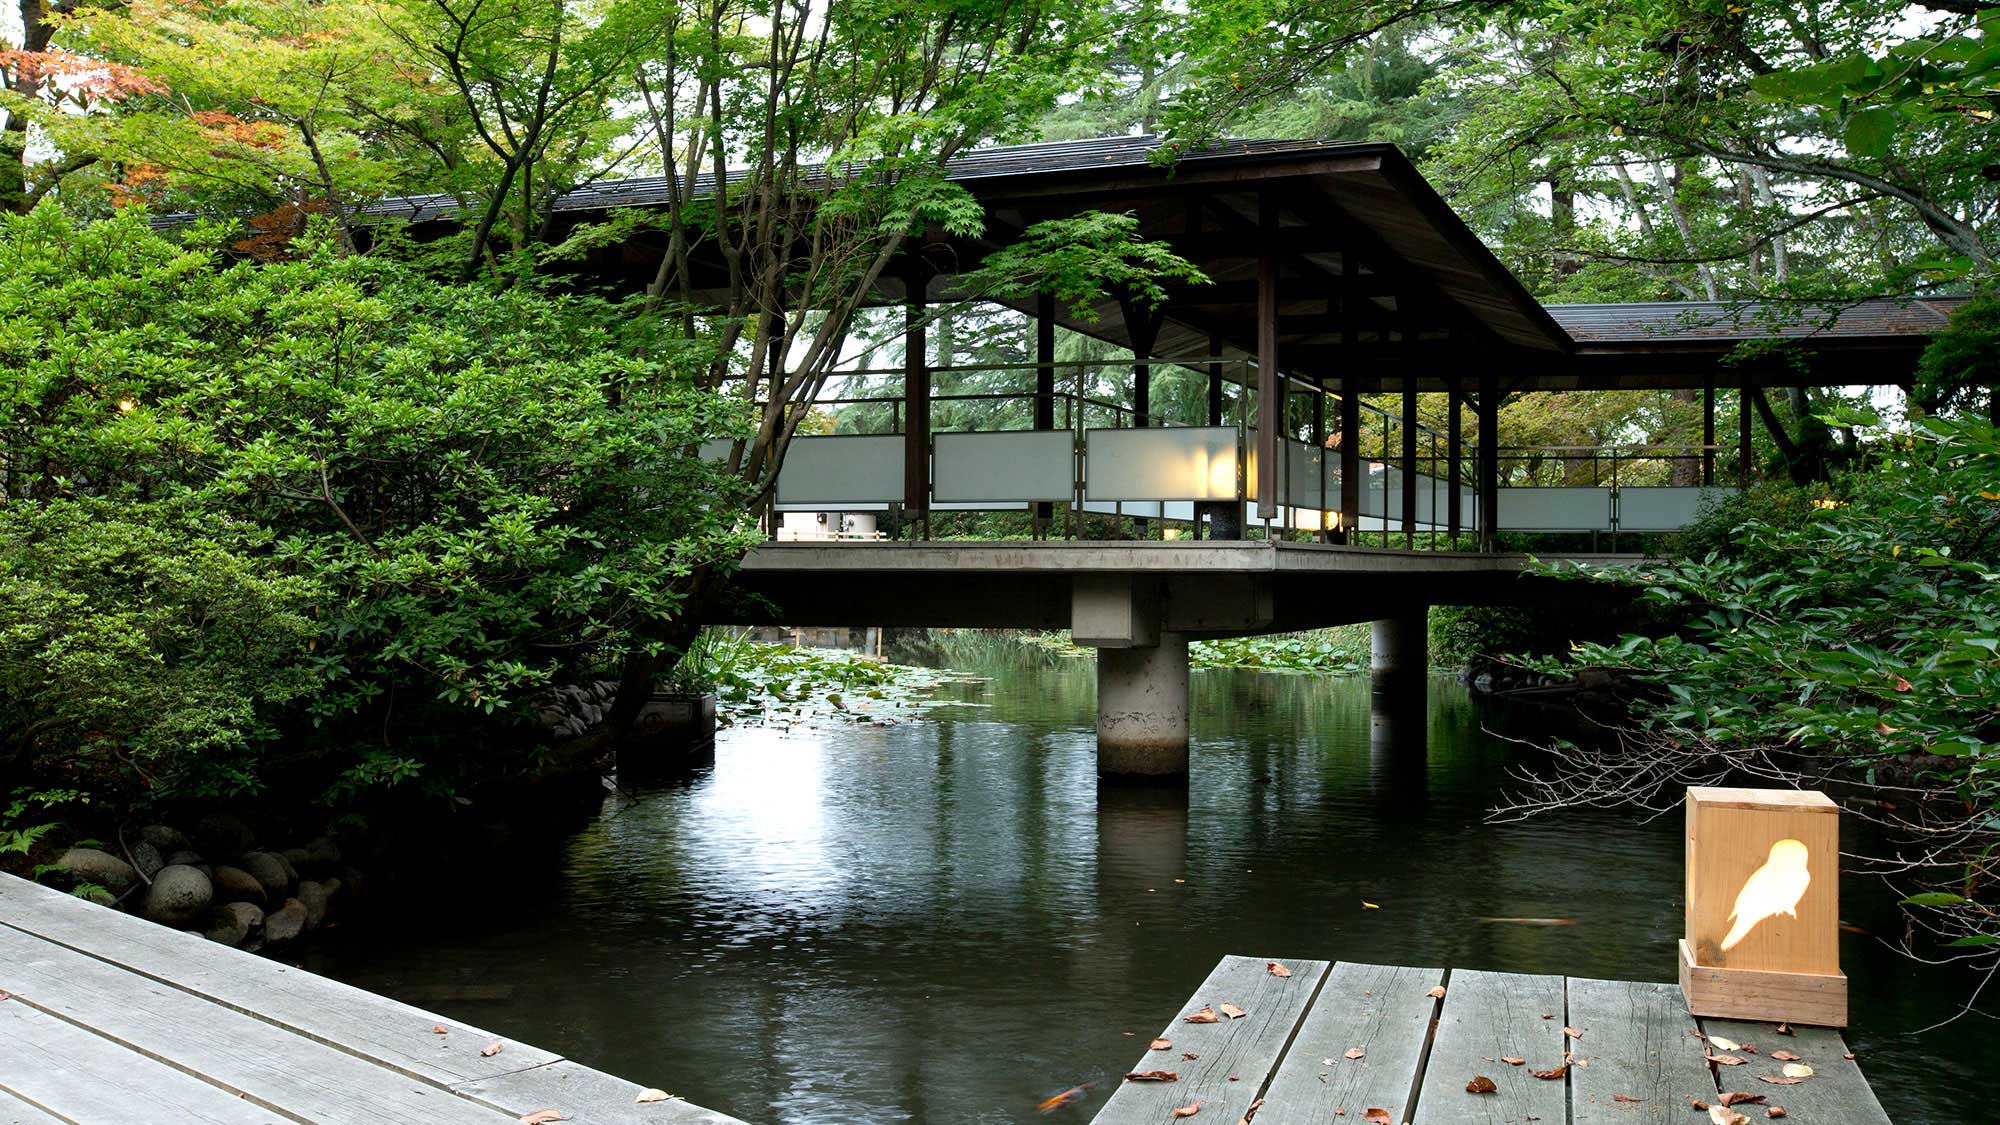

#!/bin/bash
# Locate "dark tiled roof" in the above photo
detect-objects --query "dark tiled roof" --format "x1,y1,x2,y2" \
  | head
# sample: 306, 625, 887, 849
1548, 298, 1965, 344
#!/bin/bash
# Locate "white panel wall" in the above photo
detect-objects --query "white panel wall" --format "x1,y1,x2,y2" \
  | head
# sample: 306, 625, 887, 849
1280, 439, 1329, 509
1496, 487, 1614, 531
1617, 486, 1737, 531
1086, 427, 1240, 501
774, 435, 904, 506
933, 431, 1074, 503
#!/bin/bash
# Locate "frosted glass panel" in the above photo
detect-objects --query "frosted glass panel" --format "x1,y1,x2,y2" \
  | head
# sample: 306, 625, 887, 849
697, 438, 734, 462
775, 435, 903, 505
1086, 427, 1240, 501
933, 431, 1074, 502
1497, 487, 1613, 531
1281, 439, 1329, 509
1617, 486, 1736, 531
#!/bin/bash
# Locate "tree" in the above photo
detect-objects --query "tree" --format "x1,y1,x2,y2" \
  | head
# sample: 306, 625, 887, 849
1, 0, 158, 213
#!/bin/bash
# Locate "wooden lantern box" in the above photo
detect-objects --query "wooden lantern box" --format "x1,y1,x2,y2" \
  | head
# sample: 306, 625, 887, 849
1679, 787, 1847, 1027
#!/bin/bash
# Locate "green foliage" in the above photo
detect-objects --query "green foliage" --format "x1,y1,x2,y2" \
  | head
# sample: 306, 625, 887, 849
698, 636, 950, 727
1915, 286, 2000, 418
0, 205, 753, 803
1428, 606, 1542, 671
1191, 627, 1369, 674
960, 211, 1210, 321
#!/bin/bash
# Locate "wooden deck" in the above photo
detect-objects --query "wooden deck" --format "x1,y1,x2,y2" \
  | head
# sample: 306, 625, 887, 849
0, 873, 747, 1125
1093, 957, 1890, 1125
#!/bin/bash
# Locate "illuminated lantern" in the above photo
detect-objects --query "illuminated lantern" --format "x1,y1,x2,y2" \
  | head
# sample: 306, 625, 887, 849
1680, 787, 1846, 1026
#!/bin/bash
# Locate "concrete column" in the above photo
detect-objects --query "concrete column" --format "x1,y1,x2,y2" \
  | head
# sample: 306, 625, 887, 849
1096, 635, 1190, 777
1370, 612, 1428, 685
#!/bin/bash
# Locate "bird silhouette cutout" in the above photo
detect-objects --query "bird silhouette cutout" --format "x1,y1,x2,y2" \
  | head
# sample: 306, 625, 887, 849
1721, 838, 1812, 952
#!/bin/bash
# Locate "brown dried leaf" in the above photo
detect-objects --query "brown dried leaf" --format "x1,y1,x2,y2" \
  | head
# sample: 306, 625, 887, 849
1707, 1054, 1747, 1066
432, 1025, 449, 1035
1531, 1066, 1567, 1081
1344, 1048, 1366, 1060
1562, 1026, 1583, 1039
1613, 1095, 1642, 1102
1124, 1071, 1179, 1082
1770, 1051, 1801, 1062
1219, 1003, 1248, 1020
480, 1042, 503, 1057
1720, 1092, 1767, 1106
1774, 1023, 1794, 1036
1466, 1075, 1498, 1094
1172, 1101, 1202, 1118
519, 1113, 566, 1125
1184, 1053, 1200, 1061
1501, 1057, 1526, 1066
1754, 1076, 1802, 1086
1766, 1108, 1787, 1119
1843, 1052, 1857, 1061
1185, 1007, 1221, 1024
1693, 1100, 1710, 1110
1363, 1111, 1392, 1124
634, 1089, 678, 1104
1151, 1038, 1173, 1051
1426, 985, 1446, 999
1267, 962, 1292, 978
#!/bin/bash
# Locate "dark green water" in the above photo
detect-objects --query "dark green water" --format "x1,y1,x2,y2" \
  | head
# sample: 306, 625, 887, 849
309, 645, 1985, 1123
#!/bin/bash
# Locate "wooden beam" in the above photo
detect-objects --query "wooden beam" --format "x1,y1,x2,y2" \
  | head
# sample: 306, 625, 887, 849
904, 260, 929, 516
1446, 376, 1462, 538
1478, 369, 1499, 550
1401, 372, 1418, 547
1256, 196, 1281, 514
1338, 386, 1360, 544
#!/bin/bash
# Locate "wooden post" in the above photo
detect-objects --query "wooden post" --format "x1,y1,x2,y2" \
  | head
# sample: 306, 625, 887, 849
1035, 291, 1057, 530
1446, 375, 1462, 540
1339, 384, 1360, 545
1478, 369, 1498, 551
1401, 378, 1418, 548
903, 262, 929, 521
1255, 197, 1281, 520
1119, 296, 1163, 428
1311, 388, 1327, 541
1206, 334, 1224, 426
1702, 376, 1716, 486
1738, 381, 1754, 485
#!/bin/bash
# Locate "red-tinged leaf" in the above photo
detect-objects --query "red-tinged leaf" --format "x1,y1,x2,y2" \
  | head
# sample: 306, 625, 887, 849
1171, 1100, 1201, 1118
1344, 1047, 1365, 1059
1426, 985, 1446, 999
1894, 675, 1913, 693
1267, 962, 1292, 978
1843, 1052, 1856, 1060
1364, 1109, 1392, 1123
1124, 1071, 1179, 1082
1707, 1054, 1746, 1066
519, 1112, 566, 1124
1531, 1065, 1567, 1080
1754, 1076, 1802, 1085
1184, 1008, 1220, 1024
1184, 1052, 1200, 1061
1720, 1092, 1767, 1106
1151, 1038, 1173, 1051
1562, 1026, 1583, 1039
480, 1042, 502, 1057
1500, 1057, 1526, 1066
1771, 1051, 1801, 1062
432, 1025, 449, 1035
1694, 1100, 1710, 1110
1219, 1003, 1247, 1020
1613, 1094, 1641, 1102
0, 991, 10, 1002
1766, 1108, 1786, 1118
1774, 1023, 1794, 1036
1467, 1076, 1498, 1093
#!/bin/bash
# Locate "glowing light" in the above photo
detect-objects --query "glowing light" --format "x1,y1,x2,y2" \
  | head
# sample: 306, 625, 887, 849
1720, 838, 1811, 952
117, 399, 137, 413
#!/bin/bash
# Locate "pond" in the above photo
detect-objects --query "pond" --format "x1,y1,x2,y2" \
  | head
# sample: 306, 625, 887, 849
308, 639, 1984, 1124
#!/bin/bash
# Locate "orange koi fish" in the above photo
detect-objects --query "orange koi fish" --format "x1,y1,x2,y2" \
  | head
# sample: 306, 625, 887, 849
1035, 1081, 1098, 1114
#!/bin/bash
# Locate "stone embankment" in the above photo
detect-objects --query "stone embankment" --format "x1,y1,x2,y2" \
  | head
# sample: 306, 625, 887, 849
50, 815, 365, 952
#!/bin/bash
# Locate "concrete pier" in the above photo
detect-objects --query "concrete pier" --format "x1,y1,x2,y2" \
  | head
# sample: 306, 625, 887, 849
1370, 611, 1429, 685
1095, 635, 1190, 777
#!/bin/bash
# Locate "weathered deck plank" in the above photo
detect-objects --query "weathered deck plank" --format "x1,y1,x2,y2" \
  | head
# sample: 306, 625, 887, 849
0, 1092, 66, 1125
0, 925, 518, 1123
0, 999, 288, 1125
1091, 955, 1329, 1125
0, 874, 556, 1088
1700, 1017, 1890, 1124
1256, 962, 1443, 1125
454, 1061, 750, 1125
1413, 968, 1568, 1125
1567, 977, 1714, 1123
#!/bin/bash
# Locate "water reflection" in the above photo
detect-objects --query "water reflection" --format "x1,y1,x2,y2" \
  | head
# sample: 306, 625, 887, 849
306, 648, 1986, 1125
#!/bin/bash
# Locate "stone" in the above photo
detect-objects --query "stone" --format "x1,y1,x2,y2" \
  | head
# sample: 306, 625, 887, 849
138, 824, 190, 853
238, 851, 291, 903
129, 841, 165, 881
54, 847, 138, 894
204, 901, 262, 946
303, 835, 341, 870
193, 812, 256, 857
296, 880, 332, 930
164, 849, 204, 867
141, 865, 213, 927
272, 850, 300, 884
263, 898, 308, 944
281, 847, 313, 875
211, 865, 267, 908
335, 865, 368, 900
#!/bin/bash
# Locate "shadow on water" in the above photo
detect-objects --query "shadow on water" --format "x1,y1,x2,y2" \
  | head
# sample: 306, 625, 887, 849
305, 641, 1988, 1124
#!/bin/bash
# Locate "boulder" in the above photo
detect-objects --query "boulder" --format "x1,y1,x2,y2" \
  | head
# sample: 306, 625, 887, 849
263, 898, 308, 944
238, 851, 291, 903
204, 901, 263, 946
130, 841, 165, 881
141, 865, 213, 927
193, 812, 256, 857
164, 849, 204, 867
281, 847, 313, 875
303, 836, 341, 870
271, 850, 300, 884
211, 865, 267, 908
296, 880, 332, 930
139, 824, 190, 853
54, 847, 138, 894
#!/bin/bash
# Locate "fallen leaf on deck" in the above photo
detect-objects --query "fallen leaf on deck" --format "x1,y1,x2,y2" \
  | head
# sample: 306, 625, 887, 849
1708, 1108, 1748, 1125
1219, 1003, 1247, 1020
1501, 1057, 1525, 1066
1771, 1051, 1801, 1062
1613, 1095, 1641, 1102
1693, 1100, 1709, 1110
480, 1043, 502, 1057
1344, 1048, 1365, 1060
433, 1025, 449, 1035
0, 991, 10, 1002
1741, 1045, 1759, 1055
634, 1089, 679, 1104
1124, 1071, 1179, 1082
1362, 901, 1380, 909
1531, 1066, 1567, 1080
1707, 1054, 1746, 1066
1466, 1076, 1498, 1094
1364, 1109, 1392, 1123
1843, 1052, 1856, 1060
1426, 985, 1446, 999
1720, 1092, 1766, 1106
1754, 1076, 1802, 1085
1540, 1013, 1553, 1019
1185, 1008, 1220, 1023
1184, 1053, 1200, 1061
1775, 1023, 1794, 1036
1766, 1107, 1786, 1118
1151, 1038, 1173, 1050
1171, 1101, 1202, 1118
1563, 1026, 1583, 1039
519, 1112, 566, 1124
1708, 1035, 1741, 1052
1267, 962, 1292, 978
1780, 1063, 1813, 1078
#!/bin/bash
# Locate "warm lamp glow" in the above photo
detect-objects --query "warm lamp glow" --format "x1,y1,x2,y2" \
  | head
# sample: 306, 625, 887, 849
1721, 838, 1810, 952
117, 398, 137, 413
1200, 447, 1237, 496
